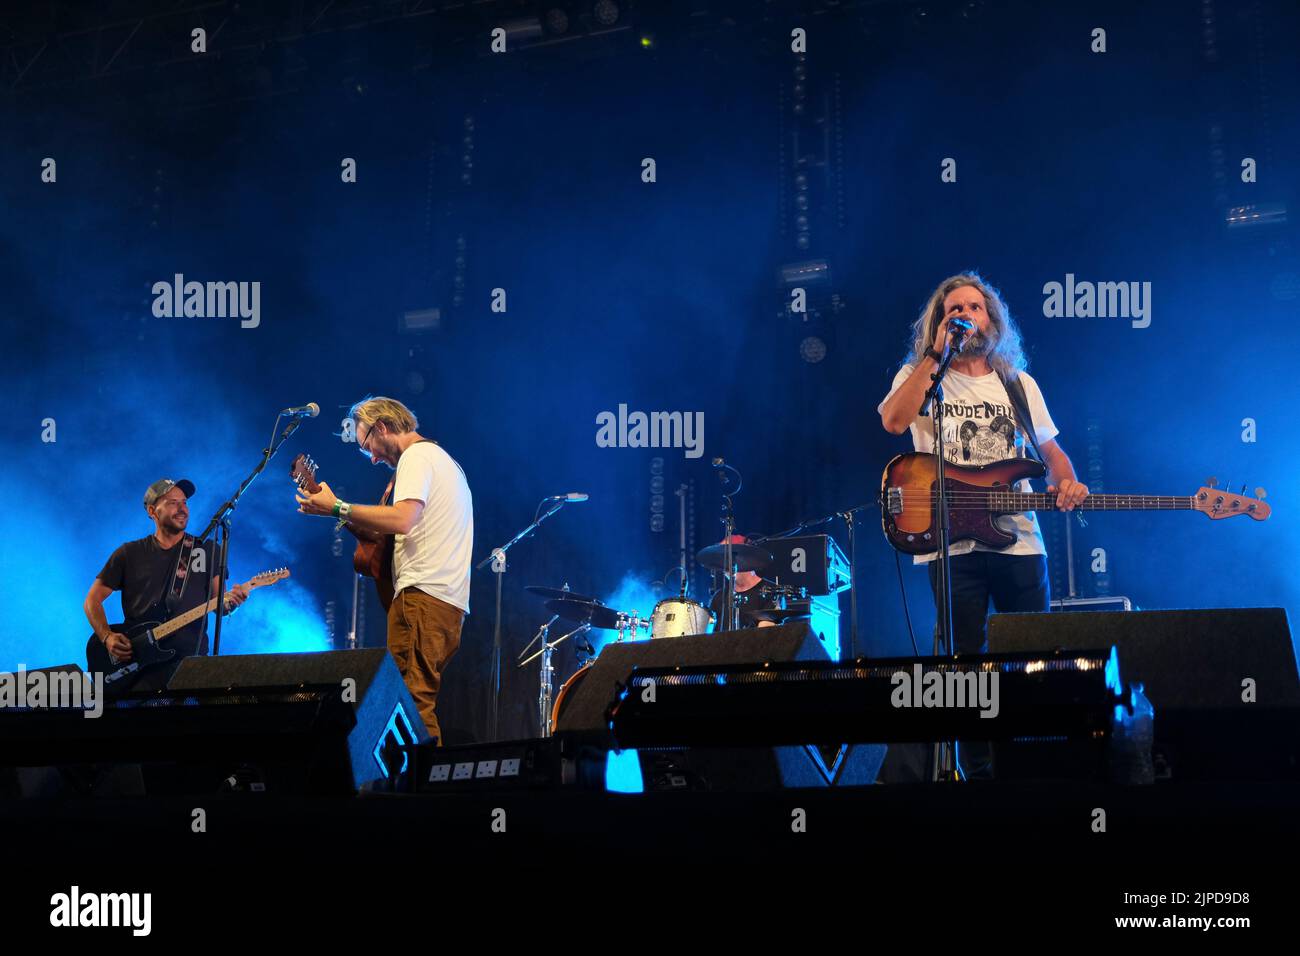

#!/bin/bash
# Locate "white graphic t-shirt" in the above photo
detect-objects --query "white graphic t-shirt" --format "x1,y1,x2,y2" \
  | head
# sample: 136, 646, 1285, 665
392, 441, 474, 612
877, 364, 1059, 564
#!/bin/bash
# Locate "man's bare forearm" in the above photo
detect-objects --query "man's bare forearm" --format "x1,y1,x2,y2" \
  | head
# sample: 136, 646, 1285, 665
343, 503, 414, 536
881, 355, 940, 434
1045, 448, 1077, 488
84, 599, 111, 641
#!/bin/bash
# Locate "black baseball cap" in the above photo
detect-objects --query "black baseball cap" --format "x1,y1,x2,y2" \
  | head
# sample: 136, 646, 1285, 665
144, 478, 196, 511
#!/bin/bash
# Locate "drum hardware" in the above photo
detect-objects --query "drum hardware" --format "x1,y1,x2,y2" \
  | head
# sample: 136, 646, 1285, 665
545, 597, 622, 631
524, 585, 599, 604
613, 610, 651, 642
757, 583, 809, 610
516, 615, 592, 739
520, 583, 603, 739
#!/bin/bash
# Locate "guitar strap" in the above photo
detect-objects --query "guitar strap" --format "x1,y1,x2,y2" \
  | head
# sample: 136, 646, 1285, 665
996, 369, 1045, 465
162, 534, 198, 615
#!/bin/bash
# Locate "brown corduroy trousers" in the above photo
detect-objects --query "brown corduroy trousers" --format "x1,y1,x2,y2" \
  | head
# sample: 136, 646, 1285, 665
386, 587, 464, 744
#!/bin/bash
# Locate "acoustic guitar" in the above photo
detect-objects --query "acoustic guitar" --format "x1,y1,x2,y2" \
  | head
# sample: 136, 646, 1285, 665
291, 452, 395, 611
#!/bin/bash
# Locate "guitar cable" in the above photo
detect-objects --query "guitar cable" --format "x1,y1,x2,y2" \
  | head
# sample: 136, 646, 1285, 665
893, 547, 920, 657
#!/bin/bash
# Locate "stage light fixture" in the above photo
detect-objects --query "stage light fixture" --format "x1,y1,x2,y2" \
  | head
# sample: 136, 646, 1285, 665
799, 336, 827, 364
593, 1, 621, 28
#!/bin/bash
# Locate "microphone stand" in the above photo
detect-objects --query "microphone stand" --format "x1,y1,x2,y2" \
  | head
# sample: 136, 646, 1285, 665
919, 329, 968, 782
837, 504, 870, 660
197, 412, 304, 657
715, 461, 743, 632
476, 495, 573, 741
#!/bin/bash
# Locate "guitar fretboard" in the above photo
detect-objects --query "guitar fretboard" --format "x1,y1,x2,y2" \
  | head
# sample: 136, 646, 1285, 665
982, 492, 1196, 512
152, 594, 222, 639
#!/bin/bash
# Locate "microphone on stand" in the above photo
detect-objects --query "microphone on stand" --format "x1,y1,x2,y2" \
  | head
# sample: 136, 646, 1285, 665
947, 317, 974, 353
280, 403, 321, 419
713, 457, 733, 485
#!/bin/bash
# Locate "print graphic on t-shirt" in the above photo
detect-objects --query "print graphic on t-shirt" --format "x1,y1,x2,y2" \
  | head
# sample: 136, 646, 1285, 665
937, 399, 1024, 465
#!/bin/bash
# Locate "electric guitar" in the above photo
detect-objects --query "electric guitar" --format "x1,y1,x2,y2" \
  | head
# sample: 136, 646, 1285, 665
86, 568, 289, 697
881, 452, 1271, 555
290, 452, 395, 611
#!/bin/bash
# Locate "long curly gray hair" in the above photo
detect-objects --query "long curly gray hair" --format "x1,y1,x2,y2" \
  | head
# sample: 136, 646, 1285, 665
904, 272, 1027, 380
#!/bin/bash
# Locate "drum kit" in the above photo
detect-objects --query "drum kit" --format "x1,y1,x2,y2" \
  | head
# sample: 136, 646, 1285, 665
516, 540, 789, 737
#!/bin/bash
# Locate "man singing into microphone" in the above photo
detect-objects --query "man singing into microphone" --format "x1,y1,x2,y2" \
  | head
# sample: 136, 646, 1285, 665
295, 397, 473, 744
879, 277, 1089, 648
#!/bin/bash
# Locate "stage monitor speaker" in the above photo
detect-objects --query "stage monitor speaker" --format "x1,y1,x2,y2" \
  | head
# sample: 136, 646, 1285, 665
169, 649, 428, 790
554, 622, 886, 788
0, 663, 115, 799
988, 607, 1300, 780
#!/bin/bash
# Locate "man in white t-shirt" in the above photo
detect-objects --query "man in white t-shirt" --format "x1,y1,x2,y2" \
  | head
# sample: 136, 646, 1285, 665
296, 396, 473, 743
879, 273, 1090, 653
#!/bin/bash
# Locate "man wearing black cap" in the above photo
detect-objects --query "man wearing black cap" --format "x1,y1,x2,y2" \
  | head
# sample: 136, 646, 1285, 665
83, 478, 249, 690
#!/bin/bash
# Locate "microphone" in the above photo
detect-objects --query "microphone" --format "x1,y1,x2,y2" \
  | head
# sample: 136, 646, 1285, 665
948, 317, 974, 336
281, 403, 320, 419
550, 492, 588, 502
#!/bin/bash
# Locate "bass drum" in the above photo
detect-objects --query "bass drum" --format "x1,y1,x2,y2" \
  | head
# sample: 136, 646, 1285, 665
650, 597, 714, 640
550, 663, 593, 735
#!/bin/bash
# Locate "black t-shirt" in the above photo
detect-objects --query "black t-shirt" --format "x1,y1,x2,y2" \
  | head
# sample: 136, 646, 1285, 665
709, 581, 780, 630
96, 535, 214, 660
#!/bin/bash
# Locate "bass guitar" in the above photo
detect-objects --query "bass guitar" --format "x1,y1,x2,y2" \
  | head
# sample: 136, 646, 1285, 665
290, 452, 395, 611
880, 452, 1270, 555
86, 568, 289, 697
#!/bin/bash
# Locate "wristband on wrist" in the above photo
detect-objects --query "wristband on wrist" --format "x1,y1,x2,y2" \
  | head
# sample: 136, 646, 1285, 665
331, 500, 343, 517
339, 501, 352, 519
924, 347, 944, 363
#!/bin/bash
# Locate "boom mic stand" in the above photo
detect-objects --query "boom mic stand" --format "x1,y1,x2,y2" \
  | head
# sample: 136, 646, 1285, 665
197, 411, 303, 657
477, 495, 576, 741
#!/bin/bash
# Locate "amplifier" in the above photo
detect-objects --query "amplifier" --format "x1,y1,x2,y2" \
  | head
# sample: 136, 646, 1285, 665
760, 534, 850, 596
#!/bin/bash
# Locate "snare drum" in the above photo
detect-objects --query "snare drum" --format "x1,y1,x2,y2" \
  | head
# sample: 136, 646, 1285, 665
650, 597, 714, 639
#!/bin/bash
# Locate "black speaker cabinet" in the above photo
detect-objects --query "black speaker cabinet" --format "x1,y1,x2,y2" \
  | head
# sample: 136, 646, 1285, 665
169, 648, 429, 789
554, 622, 886, 788
989, 608, 1300, 780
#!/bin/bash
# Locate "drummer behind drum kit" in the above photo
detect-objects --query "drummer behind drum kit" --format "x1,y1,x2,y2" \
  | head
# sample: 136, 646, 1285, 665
516, 540, 803, 737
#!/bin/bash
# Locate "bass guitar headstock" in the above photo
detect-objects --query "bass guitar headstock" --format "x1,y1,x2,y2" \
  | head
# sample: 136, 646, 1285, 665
290, 453, 321, 495
1193, 480, 1270, 521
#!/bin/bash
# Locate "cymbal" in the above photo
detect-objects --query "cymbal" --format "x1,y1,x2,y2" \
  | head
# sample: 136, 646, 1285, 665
544, 598, 622, 631
696, 542, 773, 573
525, 585, 597, 604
